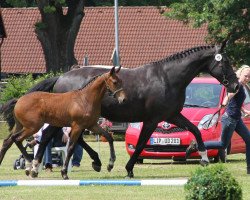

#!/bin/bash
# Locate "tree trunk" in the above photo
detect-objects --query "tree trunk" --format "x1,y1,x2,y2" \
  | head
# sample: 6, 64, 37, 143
35, 0, 84, 73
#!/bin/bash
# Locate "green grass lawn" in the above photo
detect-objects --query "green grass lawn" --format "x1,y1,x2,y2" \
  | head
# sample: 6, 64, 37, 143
0, 122, 249, 200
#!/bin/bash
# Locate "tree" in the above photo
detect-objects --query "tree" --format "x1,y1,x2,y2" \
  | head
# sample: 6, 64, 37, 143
1, 0, 84, 72
34, 0, 84, 72
165, 0, 250, 67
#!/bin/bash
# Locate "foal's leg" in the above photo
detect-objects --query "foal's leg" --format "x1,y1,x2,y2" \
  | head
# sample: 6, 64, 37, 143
0, 133, 15, 165
61, 126, 82, 180
31, 126, 62, 178
168, 113, 209, 164
11, 128, 35, 176
77, 134, 102, 172
89, 124, 116, 172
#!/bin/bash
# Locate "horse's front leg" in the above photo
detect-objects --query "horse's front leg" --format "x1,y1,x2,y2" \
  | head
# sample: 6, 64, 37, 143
89, 124, 116, 172
168, 113, 209, 165
125, 121, 158, 178
61, 127, 81, 180
77, 134, 102, 172
31, 126, 61, 178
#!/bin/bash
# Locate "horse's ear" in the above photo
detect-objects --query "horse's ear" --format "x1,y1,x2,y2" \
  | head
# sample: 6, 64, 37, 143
110, 66, 116, 75
116, 65, 121, 73
219, 39, 228, 53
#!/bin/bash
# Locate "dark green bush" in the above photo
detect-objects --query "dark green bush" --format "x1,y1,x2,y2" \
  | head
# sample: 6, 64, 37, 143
185, 164, 242, 200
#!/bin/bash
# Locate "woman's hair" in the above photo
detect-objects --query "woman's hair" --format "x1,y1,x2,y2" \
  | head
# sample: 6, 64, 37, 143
236, 65, 250, 78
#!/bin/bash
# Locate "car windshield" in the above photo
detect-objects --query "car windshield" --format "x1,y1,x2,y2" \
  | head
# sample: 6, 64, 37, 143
184, 83, 222, 108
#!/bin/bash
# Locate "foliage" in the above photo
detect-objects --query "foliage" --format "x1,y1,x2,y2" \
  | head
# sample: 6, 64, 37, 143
165, 0, 250, 67
0, 73, 58, 104
185, 164, 242, 200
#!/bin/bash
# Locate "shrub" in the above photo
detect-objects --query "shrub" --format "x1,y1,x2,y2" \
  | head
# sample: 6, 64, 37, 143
0, 72, 59, 104
185, 164, 242, 200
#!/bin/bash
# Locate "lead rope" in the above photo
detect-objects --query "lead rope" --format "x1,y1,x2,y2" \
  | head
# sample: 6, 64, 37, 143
205, 91, 229, 128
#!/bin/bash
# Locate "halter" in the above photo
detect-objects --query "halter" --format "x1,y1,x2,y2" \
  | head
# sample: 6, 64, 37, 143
104, 79, 124, 98
209, 53, 234, 87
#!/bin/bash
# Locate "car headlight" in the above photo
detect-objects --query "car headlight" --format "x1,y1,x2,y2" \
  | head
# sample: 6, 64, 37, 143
198, 113, 219, 130
130, 123, 141, 130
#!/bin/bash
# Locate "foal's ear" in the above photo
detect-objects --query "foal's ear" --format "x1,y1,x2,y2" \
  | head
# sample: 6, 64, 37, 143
110, 66, 116, 75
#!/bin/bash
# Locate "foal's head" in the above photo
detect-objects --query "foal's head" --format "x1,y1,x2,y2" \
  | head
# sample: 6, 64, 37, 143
105, 66, 126, 103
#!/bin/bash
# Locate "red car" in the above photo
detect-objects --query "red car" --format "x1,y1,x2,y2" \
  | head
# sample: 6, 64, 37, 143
125, 77, 250, 163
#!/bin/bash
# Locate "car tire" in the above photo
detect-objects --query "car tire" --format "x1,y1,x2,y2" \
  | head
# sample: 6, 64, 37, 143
214, 149, 227, 163
136, 158, 143, 164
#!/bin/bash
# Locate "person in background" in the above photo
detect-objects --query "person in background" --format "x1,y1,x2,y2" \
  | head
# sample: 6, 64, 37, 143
186, 65, 250, 174
32, 125, 83, 172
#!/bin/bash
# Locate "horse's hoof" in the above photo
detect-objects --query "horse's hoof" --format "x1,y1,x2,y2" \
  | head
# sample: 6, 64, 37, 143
125, 171, 134, 179
61, 169, 69, 180
92, 162, 101, 172
200, 159, 209, 166
107, 164, 114, 172
25, 169, 30, 176
30, 170, 38, 178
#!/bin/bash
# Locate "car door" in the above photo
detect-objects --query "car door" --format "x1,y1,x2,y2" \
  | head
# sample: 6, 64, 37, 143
230, 85, 250, 153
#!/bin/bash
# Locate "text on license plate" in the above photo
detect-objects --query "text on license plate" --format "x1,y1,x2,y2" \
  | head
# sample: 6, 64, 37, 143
150, 138, 180, 145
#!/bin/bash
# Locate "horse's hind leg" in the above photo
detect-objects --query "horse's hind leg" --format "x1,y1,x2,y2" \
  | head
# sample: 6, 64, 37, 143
77, 133, 102, 172
11, 126, 37, 176
89, 124, 116, 172
0, 133, 15, 165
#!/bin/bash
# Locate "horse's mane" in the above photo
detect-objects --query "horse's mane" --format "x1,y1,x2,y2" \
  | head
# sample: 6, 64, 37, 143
152, 45, 215, 65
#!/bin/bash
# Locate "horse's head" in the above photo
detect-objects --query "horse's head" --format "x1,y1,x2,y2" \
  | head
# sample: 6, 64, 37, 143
207, 46, 239, 93
105, 66, 126, 103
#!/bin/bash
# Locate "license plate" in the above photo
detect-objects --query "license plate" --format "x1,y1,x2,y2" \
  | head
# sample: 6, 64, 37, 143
150, 137, 180, 145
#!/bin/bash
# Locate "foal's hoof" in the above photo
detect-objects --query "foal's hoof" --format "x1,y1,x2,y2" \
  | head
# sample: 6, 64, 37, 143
92, 162, 101, 172
25, 169, 30, 176
200, 159, 209, 166
107, 164, 114, 172
30, 170, 38, 178
61, 169, 69, 180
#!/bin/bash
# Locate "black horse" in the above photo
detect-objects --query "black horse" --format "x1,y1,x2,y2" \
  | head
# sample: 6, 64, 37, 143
0, 45, 239, 178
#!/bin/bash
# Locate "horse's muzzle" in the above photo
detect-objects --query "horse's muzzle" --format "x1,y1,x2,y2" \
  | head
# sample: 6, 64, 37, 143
227, 82, 239, 93
117, 91, 126, 104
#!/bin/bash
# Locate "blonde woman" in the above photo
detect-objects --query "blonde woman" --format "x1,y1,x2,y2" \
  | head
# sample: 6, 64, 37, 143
186, 65, 250, 174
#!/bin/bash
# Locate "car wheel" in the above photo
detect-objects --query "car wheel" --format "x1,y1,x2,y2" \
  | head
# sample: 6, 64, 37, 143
136, 158, 143, 164
214, 149, 227, 163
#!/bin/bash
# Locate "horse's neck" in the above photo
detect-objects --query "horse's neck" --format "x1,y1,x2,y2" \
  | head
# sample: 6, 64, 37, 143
163, 52, 212, 89
84, 76, 107, 101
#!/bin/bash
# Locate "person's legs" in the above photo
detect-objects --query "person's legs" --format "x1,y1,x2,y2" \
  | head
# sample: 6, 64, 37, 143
204, 114, 237, 149
234, 119, 250, 173
186, 113, 237, 158
44, 139, 53, 171
72, 143, 83, 167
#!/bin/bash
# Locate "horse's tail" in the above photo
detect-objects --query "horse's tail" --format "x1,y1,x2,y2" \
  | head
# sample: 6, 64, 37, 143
0, 98, 18, 131
0, 76, 59, 131
26, 76, 59, 94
